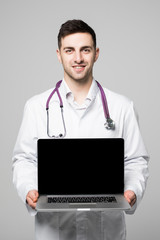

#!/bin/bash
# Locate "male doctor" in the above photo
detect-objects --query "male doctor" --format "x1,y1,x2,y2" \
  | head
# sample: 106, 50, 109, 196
12, 19, 149, 240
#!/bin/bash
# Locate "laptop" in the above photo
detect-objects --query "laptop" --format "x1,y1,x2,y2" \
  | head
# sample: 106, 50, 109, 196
36, 138, 131, 212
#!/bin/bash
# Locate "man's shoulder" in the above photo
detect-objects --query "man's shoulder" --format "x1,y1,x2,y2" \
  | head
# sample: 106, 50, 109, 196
103, 87, 132, 107
24, 88, 54, 109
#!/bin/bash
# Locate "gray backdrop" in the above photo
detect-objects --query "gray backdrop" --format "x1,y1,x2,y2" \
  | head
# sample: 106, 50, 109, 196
0, 0, 159, 239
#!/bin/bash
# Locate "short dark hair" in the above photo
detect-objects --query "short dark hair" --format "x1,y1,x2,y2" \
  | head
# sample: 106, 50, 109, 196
58, 19, 97, 49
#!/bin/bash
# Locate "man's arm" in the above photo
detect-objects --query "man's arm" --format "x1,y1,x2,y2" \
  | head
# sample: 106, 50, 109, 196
123, 101, 149, 213
12, 100, 38, 212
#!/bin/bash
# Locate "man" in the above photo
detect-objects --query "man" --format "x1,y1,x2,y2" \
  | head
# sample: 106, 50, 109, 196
12, 19, 149, 240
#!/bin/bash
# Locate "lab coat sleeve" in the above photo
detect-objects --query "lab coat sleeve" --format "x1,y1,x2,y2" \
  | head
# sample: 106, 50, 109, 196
123, 101, 149, 214
12, 100, 38, 216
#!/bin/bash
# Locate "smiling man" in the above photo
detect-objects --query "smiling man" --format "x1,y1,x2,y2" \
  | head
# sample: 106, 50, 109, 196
57, 31, 99, 104
12, 19, 149, 240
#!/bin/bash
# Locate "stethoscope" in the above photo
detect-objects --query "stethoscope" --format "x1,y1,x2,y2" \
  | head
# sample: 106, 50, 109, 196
46, 80, 115, 138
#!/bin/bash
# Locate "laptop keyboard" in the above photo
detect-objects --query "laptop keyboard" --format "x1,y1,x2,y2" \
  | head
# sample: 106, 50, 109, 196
48, 196, 117, 203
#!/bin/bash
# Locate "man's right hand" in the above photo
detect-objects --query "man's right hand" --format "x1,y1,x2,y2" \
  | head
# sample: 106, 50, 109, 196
26, 190, 39, 209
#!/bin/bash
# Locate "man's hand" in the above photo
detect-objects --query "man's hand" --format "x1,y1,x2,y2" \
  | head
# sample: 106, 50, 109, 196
26, 190, 39, 209
124, 190, 137, 207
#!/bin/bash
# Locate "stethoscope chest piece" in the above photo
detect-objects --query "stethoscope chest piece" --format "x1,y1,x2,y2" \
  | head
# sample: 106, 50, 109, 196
104, 118, 115, 130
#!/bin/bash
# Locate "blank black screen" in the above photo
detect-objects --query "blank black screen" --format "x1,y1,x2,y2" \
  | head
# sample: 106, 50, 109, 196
38, 138, 124, 195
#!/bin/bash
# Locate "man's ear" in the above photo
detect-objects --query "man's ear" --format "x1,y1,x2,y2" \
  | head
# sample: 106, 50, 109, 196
94, 47, 100, 62
56, 49, 62, 63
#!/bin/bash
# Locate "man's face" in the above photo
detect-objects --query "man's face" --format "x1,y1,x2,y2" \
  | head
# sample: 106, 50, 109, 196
57, 33, 99, 83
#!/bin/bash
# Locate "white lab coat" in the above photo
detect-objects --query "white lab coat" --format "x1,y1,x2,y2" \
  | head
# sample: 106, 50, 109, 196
12, 79, 149, 240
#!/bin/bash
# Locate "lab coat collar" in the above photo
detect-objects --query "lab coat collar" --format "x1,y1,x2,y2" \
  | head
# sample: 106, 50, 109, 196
60, 78, 99, 103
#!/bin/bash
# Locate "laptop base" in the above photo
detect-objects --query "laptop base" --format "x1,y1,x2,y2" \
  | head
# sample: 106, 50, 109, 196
36, 195, 131, 212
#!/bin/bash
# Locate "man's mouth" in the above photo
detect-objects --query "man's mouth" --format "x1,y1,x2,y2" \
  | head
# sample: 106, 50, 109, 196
72, 65, 86, 72
74, 66, 84, 69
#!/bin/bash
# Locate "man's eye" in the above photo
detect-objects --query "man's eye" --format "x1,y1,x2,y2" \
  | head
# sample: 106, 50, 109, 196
83, 49, 90, 53
65, 49, 72, 54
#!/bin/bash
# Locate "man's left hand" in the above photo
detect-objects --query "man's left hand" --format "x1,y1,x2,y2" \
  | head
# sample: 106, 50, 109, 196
124, 190, 137, 207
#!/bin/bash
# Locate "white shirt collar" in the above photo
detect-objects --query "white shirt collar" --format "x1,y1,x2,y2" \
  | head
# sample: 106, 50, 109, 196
59, 78, 99, 118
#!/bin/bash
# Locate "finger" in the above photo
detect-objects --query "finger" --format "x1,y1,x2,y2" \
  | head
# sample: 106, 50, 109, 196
33, 191, 39, 202
26, 196, 36, 209
36, 191, 39, 199
130, 195, 137, 207
124, 190, 136, 207
124, 191, 131, 202
28, 190, 39, 202
125, 195, 132, 205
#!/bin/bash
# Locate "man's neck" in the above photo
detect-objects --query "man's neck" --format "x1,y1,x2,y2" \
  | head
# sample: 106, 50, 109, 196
64, 75, 93, 105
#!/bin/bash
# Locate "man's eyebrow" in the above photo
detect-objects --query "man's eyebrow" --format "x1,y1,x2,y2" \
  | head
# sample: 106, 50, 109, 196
63, 47, 74, 50
63, 46, 93, 50
81, 46, 92, 49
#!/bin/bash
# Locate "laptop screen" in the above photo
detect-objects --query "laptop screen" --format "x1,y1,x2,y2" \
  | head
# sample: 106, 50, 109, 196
38, 138, 124, 195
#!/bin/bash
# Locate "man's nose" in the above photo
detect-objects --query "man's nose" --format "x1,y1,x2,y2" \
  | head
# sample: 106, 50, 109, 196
74, 51, 84, 63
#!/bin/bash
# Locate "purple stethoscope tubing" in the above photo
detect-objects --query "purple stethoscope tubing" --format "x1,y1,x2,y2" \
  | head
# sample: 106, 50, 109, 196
96, 81, 110, 120
46, 80, 63, 109
46, 80, 115, 138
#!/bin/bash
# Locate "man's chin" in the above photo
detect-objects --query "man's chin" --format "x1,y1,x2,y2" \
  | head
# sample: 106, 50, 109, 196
68, 72, 91, 83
